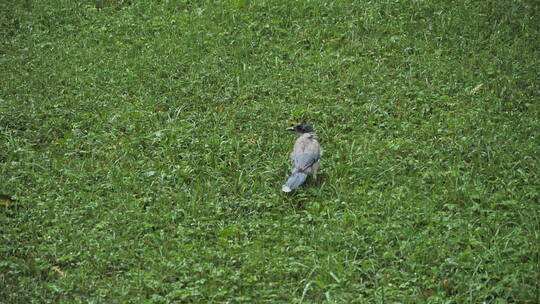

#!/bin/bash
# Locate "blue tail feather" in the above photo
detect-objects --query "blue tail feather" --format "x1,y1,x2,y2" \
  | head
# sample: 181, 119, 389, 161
282, 172, 308, 192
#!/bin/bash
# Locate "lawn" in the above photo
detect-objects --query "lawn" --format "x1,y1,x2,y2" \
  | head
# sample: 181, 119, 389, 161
1, 0, 539, 303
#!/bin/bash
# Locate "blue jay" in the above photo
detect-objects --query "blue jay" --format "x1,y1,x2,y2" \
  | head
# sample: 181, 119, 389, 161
282, 123, 322, 193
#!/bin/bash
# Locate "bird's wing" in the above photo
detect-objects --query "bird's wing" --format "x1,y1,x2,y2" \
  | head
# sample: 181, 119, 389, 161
292, 153, 320, 171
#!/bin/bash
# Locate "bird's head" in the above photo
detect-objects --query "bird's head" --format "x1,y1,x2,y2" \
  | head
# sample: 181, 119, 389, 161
287, 122, 314, 134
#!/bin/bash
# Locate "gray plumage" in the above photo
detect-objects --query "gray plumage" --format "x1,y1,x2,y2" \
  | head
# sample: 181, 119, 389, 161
282, 123, 322, 193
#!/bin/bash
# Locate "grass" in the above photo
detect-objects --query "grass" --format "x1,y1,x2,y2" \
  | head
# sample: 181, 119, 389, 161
1, 0, 539, 302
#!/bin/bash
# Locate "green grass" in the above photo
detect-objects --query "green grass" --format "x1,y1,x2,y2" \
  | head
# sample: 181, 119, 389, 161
1, 0, 539, 302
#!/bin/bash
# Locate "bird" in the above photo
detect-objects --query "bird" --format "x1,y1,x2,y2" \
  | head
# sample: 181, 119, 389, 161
282, 123, 322, 193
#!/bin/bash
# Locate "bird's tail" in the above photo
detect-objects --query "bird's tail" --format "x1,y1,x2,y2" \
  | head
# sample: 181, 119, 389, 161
282, 172, 308, 192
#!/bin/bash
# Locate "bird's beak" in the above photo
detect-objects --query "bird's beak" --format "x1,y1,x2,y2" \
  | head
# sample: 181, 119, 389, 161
286, 127, 295, 131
